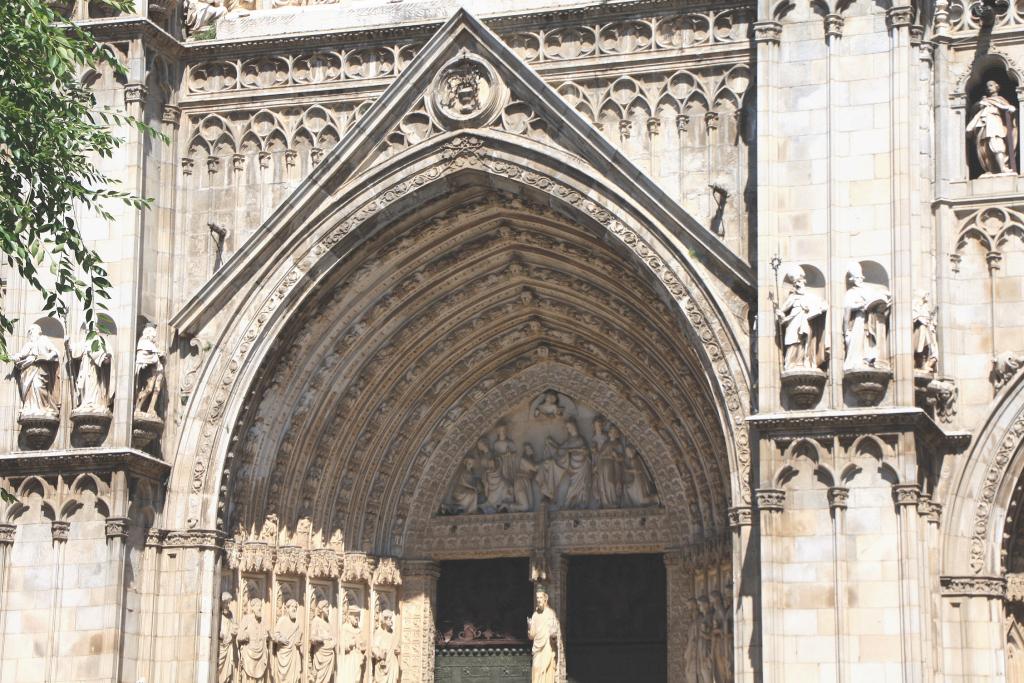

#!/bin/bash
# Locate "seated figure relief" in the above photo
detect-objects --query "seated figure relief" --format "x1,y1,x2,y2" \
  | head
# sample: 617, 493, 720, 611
441, 391, 658, 515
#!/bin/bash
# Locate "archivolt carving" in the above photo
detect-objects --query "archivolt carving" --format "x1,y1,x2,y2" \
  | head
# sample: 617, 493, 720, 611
176, 133, 748, 546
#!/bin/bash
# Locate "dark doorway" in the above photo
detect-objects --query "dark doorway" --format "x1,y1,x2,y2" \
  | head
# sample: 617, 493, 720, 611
435, 558, 532, 683
565, 554, 667, 683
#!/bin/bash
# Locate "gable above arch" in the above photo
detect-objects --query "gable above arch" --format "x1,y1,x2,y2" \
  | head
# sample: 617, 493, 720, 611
171, 7, 753, 338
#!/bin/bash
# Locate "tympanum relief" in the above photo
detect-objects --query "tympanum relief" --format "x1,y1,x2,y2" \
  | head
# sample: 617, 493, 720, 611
441, 390, 659, 515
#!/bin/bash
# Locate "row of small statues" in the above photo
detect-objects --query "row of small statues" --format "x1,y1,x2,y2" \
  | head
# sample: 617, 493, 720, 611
444, 417, 657, 515
774, 262, 939, 375
686, 592, 733, 683
9, 322, 165, 419
218, 593, 399, 683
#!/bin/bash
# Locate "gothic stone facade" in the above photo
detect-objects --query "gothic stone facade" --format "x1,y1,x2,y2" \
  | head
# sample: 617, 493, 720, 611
6, 0, 1024, 681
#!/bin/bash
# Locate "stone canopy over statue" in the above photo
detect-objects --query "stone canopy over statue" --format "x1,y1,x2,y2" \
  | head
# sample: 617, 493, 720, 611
441, 391, 659, 515
967, 79, 1018, 177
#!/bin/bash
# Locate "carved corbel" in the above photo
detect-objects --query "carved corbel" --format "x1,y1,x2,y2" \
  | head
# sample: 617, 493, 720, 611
827, 487, 849, 511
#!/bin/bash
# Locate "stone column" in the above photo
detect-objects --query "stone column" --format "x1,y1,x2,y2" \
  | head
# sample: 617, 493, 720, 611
663, 549, 689, 683
892, 483, 924, 680
827, 487, 850, 683
729, 505, 755, 683
47, 519, 70, 683
0, 523, 16, 667
400, 559, 440, 683
755, 488, 785, 683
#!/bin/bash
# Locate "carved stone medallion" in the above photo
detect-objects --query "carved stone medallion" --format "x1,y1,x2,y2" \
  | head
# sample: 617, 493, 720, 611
428, 51, 505, 129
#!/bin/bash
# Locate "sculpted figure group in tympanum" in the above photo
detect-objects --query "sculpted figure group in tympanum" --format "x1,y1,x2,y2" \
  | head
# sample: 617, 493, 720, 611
442, 391, 659, 515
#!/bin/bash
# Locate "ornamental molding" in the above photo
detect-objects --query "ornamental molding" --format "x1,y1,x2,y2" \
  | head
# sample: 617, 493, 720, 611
940, 575, 1006, 598
970, 413, 1024, 573
163, 529, 224, 550
0, 449, 170, 480
170, 9, 752, 534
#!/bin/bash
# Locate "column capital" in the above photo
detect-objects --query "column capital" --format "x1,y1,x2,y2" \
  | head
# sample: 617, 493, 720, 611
728, 505, 753, 528
892, 484, 920, 508
752, 21, 782, 45
886, 5, 915, 30
123, 82, 147, 107
824, 13, 844, 40
105, 517, 130, 539
51, 519, 70, 544
401, 559, 441, 580
827, 486, 849, 511
755, 488, 786, 512
0, 522, 15, 545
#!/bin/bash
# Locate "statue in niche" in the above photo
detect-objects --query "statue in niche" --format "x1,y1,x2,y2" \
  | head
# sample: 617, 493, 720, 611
448, 455, 481, 514
913, 292, 939, 373
218, 592, 237, 683
528, 587, 563, 683
309, 599, 336, 683
775, 266, 828, 372
65, 333, 113, 413
238, 598, 270, 683
372, 609, 400, 683
842, 262, 891, 371
340, 602, 366, 683
10, 324, 60, 416
550, 419, 592, 509
272, 598, 303, 683
509, 443, 539, 512
481, 455, 513, 513
622, 445, 657, 508
533, 390, 564, 419
968, 80, 1018, 176
134, 324, 165, 416
593, 423, 624, 508
493, 423, 518, 481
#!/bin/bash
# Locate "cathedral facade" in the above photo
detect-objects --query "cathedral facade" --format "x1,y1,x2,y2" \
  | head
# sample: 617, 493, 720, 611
3, 0, 1024, 681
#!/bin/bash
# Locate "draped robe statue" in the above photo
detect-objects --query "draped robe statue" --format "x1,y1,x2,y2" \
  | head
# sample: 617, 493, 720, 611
309, 600, 336, 683
134, 324, 165, 415
967, 80, 1018, 176
218, 593, 237, 683
11, 324, 60, 416
528, 590, 563, 683
372, 610, 400, 683
842, 263, 891, 371
340, 608, 366, 683
237, 599, 270, 683
593, 424, 624, 508
493, 424, 518, 481
622, 446, 656, 507
509, 444, 539, 512
273, 599, 303, 683
775, 266, 828, 372
66, 335, 113, 412
449, 455, 480, 514
912, 292, 939, 372
481, 455, 512, 512
553, 419, 591, 509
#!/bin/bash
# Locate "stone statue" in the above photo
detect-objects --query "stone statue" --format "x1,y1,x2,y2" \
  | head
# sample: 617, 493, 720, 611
591, 416, 608, 450
533, 390, 564, 419
184, 0, 228, 36
449, 455, 480, 514
527, 588, 563, 683
481, 455, 512, 513
775, 266, 828, 371
218, 592, 237, 683
622, 445, 656, 508
842, 262, 891, 371
371, 609, 400, 683
967, 80, 1018, 176
493, 424, 518, 482
913, 292, 939, 373
237, 598, 270, 683
10, 324, 60, 416
134, 324, 165, 416
309, 599, 336, 683
536, 439, 565, 504
65, 334, 113, 412
509, 443, 539, 512
272, 598, 303, 683
550, 419, 591, 509
593, 424, 624, 508
695, 597, 714, 683
710, 592, 731, 683
340, 605, 366, 683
